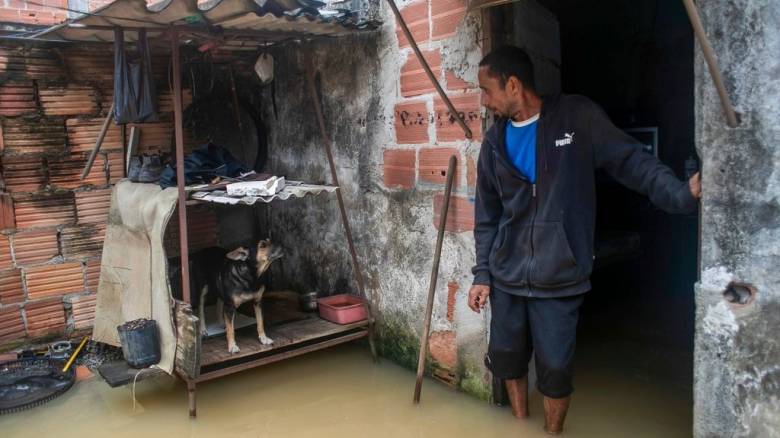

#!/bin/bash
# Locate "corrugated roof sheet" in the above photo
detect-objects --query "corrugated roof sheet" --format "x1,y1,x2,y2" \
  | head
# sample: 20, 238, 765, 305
36, 0, 378, 45
190, 182, 337, 205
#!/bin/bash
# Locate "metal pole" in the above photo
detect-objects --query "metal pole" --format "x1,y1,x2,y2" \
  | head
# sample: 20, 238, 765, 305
682, 0, 739, 128
171, 29, 191, 305
386, 0, 474, 140
305, 56, 377, 361
413, 155, 457, 404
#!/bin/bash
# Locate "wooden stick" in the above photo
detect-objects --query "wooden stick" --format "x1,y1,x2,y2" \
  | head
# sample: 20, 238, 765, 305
682, 0, 739, 128
414, 155, 457, 404
81, 101, 114, 179
171, 29, 192, 305
125, 126, 139, 174
62, 336, 89, 373
304, 56, 378, 362
386, 0, 473, 140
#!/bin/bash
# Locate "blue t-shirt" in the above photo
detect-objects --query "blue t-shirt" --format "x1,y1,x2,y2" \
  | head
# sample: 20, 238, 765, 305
505, 114, 539, 183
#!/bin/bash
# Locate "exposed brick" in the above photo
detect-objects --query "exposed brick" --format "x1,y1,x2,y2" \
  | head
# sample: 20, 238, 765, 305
0, 305, 25, 343
433, 194, 475, 232
0, 82, 37, 117
85, 258, 100, 291
466, 155, 477, 189
0, 234, 12, 270
75, 188, 111, 224
48, 152, 109, 190
39, 85, 98, 116
434, 92, 482, 142
164, 206, 219, 257
25, 262, 84, 300
429, 330, 457, 369
0, 156, 47, 193
1, 118, 67, 156
65, 118, 122, 154
446, 281, 458, 322
383, 149, 416, 189
11, 229, 59, 266
431, 0, 466, 41
394, 101, 429, 144
106, 151, 125, 183
0, 193, 15, 230
400, 50, 442, 97
66, 293, 97, 330
24, 298, 66, 338
445, 69, 475, 91
395, 0, 430, 48
0, 269, 24, 304
419, 147, 459, 185
12, 193, 76, 228
61, 223, 105, 259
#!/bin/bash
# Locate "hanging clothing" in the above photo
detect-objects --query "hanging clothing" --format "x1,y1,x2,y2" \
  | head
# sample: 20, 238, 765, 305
113, 27, 159, 124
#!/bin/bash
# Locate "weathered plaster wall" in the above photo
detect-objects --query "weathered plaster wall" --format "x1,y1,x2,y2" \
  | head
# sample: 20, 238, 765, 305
694, 1, 780, 436
258, 0, 494, 398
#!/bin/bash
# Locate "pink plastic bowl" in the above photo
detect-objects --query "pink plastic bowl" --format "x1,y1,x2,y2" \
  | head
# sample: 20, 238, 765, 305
317, 294, 368, 325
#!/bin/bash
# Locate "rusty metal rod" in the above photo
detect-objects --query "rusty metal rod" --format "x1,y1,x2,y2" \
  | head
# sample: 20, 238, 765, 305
413, 155, 457, 404
682, 0, 739, 128
305, 56, 377, 362
171, 29, 192, 306
81, 101, 114, 180
386, 0, 473, 140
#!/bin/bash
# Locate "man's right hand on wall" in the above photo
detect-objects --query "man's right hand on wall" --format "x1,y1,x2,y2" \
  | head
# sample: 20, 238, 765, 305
468, 285, 491, 313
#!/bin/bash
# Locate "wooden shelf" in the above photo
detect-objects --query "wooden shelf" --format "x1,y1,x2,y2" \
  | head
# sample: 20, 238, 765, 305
196, 316, 369, 382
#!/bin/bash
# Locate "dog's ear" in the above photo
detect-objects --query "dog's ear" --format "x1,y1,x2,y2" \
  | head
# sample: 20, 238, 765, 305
226, 247, 249, 261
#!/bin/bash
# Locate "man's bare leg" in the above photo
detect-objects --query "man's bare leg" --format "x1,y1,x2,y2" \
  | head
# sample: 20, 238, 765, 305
543, 395, 571, 435
506, 376, 529, 419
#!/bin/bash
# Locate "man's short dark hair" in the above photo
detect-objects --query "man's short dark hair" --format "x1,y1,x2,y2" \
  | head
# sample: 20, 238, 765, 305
479, 45, 536, 92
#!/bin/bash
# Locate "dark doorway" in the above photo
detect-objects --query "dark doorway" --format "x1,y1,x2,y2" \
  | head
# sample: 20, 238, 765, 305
486, 0, 698, 414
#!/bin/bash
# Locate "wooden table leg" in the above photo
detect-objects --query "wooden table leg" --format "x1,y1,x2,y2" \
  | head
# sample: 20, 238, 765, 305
187, 380, 197, 418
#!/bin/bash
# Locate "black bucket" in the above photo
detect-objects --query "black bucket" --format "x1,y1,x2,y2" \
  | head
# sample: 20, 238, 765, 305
117, 318, 160, 369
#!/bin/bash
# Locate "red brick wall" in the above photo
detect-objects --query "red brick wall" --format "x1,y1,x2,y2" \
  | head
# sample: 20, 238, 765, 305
384, 0, 478, 234
0, 0, 68, 26
0, 42, 197, 346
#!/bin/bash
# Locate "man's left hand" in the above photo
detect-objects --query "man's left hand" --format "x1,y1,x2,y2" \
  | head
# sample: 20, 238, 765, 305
689, 172, 701, 199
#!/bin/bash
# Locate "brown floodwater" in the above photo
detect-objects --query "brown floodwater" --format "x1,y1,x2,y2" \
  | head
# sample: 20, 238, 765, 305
0, 342, 691, 437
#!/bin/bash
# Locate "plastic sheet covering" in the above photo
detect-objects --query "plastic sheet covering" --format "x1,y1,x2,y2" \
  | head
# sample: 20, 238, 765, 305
113, 28, 159, 124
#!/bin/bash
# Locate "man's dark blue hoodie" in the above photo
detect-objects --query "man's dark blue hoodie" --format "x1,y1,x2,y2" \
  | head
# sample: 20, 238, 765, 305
472, 94, 697, 298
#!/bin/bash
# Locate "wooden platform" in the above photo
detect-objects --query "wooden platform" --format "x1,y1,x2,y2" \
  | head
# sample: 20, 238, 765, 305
196, 316, 368, 382
97, 360, 166, 388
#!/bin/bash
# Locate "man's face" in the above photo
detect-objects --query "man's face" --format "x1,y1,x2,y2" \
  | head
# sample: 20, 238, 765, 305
478, 66, 519, 118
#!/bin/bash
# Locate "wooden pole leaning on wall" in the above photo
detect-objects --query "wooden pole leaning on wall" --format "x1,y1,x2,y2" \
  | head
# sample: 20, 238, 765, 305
304, 55, 377, 362
386, 0, 473, 140
413, 155, 457, 404
682, 0, 739, 128
81, 101, 115, 179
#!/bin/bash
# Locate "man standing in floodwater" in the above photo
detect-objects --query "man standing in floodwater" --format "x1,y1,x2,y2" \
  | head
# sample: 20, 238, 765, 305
468, 45, 701, 434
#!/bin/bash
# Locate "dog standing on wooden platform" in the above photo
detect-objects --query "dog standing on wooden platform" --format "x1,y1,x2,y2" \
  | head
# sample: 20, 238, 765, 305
171, 239, 283, 354
218, 239, 283, 353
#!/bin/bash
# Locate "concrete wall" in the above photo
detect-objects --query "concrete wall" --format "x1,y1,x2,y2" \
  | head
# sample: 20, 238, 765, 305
258, 0, 495, 397
693, 1, 780, 436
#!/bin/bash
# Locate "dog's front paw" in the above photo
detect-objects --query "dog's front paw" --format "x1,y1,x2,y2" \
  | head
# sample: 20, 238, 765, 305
259, 335, 274, 345
228, 343, 240, 354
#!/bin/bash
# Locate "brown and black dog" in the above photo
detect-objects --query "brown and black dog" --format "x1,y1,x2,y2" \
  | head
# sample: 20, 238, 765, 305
170, 239, 283, 354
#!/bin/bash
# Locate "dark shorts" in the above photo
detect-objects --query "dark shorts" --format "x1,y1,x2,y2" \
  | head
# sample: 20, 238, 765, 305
485, 288, 584, 398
